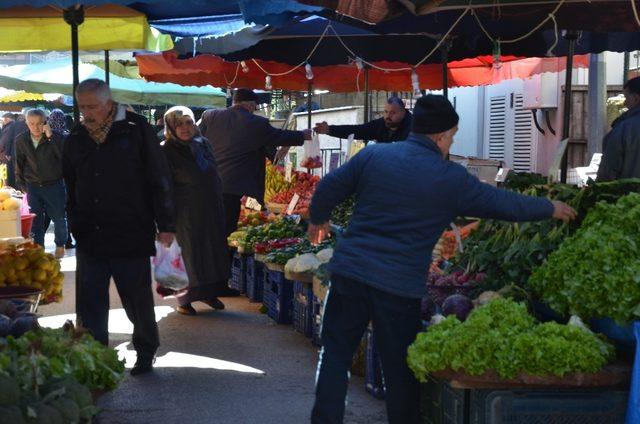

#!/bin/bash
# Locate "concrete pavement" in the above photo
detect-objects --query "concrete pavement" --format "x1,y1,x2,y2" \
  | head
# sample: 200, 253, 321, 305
37, 234, 388, 424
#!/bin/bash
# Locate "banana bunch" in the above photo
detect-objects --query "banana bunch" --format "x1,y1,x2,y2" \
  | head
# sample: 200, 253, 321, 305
265, 161, 296, 202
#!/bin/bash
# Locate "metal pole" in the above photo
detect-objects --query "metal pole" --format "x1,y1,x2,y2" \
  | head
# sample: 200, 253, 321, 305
364, 67, 370, 123
104, 50, 110, 86
441, 38, 451, 99
63, 6, 84, 125
624, 51, 631, 84
307, 82, 312, 129
560, 32, 577, 183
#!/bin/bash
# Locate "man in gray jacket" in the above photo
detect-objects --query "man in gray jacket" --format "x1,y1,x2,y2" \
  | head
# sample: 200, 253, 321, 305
199, 88, 312, 239
598, 76, 640, 181
15, 109, 67, 257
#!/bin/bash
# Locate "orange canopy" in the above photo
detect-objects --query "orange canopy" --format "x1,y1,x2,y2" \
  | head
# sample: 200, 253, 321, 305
136, 51, 589, 92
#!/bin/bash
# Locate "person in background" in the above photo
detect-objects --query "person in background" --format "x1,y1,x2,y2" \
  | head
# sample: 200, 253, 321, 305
154, 109, 165, 141
15, 109, 67, 258
63, 79, 175, 375
198, 88, 312, 287
597, 76, 640, 181
314, 96, 412, 144
161, 106, 230, 316
43, 109, 75, 250
0, 112, 28, 188
307, 95, 577, 424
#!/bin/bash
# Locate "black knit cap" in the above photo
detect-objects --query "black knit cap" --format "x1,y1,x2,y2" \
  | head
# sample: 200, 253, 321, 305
411, 94, 459, 134
233, 88, 259, 103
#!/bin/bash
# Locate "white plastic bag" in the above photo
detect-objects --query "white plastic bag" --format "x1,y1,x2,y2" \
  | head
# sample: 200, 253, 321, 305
152, 240, 189, 291
300, 132, 322, 169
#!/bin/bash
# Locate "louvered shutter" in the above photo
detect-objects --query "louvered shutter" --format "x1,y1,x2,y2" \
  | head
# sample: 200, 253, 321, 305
512, 94, 534, 172
488, 95, 507, 161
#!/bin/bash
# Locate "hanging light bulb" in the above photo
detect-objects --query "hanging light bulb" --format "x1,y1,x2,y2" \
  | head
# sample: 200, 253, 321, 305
411, 68, 421, 97
240, 61, 249, 73
265, 75, 272, 90
305, 63, 314, 80
355, 57, 364, 71
492, 41, 503, 70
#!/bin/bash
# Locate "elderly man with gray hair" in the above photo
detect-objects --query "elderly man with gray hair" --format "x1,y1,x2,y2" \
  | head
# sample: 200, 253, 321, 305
63, 78, 176, 375
15, 108, 67, 257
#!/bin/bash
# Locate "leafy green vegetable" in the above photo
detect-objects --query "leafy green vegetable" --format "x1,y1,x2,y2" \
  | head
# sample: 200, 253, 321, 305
407, 298, 614, 381
331, 196, 355, 229
530, 192, 640, 324
503, 171, 548, 192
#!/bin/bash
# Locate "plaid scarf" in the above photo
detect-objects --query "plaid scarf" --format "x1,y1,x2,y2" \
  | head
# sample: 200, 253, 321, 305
86, 103, 117, 144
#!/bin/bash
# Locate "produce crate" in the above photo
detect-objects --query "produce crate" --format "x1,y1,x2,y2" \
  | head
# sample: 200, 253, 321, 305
245, 256, 264, 303
292, 281, 314, 338
365, 327, 386, 400
230, 252, 247, 293
311, 295, 323, 347
421, 378, 629, 424
263, 269, 294, 324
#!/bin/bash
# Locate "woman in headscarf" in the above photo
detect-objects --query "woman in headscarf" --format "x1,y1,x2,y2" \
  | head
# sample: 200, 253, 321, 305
47, 109, 69, 136
162, 106, 230, 315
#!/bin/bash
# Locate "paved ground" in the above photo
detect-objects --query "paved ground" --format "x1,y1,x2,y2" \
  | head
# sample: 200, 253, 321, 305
37, 233, 387, 424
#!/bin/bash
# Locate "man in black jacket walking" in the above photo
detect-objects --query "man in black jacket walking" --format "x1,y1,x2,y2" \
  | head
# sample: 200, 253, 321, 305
314, 97, 412, 144
63, 79, 175, 375
16, 109, 67, 257
0, 112, 28, 187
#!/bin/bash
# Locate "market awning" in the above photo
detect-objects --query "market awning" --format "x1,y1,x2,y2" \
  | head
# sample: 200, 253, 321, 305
0, 60, 227, 107
0, 5, 173, 52
136, 51, 589, 92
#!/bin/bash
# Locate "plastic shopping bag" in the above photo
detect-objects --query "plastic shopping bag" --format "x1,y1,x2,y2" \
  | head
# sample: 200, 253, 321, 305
152, 240, 189, 291
300, 132, 322, 169
626, 322, 640, 424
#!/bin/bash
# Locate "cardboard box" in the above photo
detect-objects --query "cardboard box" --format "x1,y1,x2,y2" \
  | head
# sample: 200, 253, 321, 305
0, 209, 21, 238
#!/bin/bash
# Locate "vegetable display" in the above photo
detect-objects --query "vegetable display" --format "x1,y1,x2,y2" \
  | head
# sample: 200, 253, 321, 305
408, 298, 614, 381
265, 239, 333, 265
229, 217, 304, 251
330, 196, 355, 229
530, 192, 640, 324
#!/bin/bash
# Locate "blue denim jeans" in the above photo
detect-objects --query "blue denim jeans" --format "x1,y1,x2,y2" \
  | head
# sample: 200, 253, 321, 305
27, 180, 68, 247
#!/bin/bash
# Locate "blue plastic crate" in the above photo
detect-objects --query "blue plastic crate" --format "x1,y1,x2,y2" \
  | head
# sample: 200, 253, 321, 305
245, 256, 264, 303
293, 281, 314, 338
263, 269, 294, 324
365, 327, 386, 400
311, 296, 323, 347
230, 252, 247, 293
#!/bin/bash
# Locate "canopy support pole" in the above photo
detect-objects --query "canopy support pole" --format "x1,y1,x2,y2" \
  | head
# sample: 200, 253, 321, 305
104, 50, 110, 86
624, 51, 630, 84
307, 82, 312, 129
63, 5, 84, 126
364, 67, 370, 123
560, 31, 578, 183
441, 38, 452, 99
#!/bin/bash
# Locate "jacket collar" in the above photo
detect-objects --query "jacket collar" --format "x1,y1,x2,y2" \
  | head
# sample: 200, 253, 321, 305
613, 105, 640, 127
405, 132, 444, 156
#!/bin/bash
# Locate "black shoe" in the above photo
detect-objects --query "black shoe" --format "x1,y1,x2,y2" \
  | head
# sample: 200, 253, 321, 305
65, 241, 76, 249
176, 304, 197, 315
130, 357, 154, 376
203, 298, 225, 310
217, 287, 241, 297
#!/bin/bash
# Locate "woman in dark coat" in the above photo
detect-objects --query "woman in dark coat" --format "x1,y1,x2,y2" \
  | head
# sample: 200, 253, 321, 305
162, 106, 231, 315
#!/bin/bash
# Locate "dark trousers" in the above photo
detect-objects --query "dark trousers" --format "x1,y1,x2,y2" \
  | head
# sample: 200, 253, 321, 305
312, 274, 422, 424
76, 250, 159, 360
27, 181, 68, 247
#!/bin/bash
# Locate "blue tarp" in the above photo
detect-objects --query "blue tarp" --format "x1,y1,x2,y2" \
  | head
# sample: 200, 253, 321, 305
149, 14, 251, 38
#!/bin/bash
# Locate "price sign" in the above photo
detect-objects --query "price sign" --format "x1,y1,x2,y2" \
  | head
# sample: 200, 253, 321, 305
245, 197, 262, 211
285, 162, 293, 182
286, 193, 300, 215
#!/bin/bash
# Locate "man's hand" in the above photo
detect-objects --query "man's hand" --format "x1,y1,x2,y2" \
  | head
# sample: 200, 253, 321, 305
314, 121, 330, 135
157, 232, 175, 247
302, 128, 313, 140
43, 124, 52, 139
308, 222, 330, 245
551, 201, 577, 223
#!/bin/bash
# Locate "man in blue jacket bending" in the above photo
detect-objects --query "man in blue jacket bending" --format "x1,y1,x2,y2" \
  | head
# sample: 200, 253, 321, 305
308, 95, 576, 424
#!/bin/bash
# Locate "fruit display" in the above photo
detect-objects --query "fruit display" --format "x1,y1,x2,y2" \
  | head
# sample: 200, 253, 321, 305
270, 172, 320, 214
0, 300, 39, 338
238, 211, 275, 228
265, 161, 295, 203
530, 192, 640, 324
300, 155, 322, 169
0, 189, 21, 212
0, 242, 64, 304
408, 298, 614, 381
0, 322, 125, 422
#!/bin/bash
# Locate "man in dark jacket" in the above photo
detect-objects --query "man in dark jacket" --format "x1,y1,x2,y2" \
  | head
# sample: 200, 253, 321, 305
199, 88, 312, 239
63, 79, 175, 376
597, 76, 640, 181
15, 109, 67, 256
308, 95, 577, 424
314, 96, 412, 144
0, 112, 28, 187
